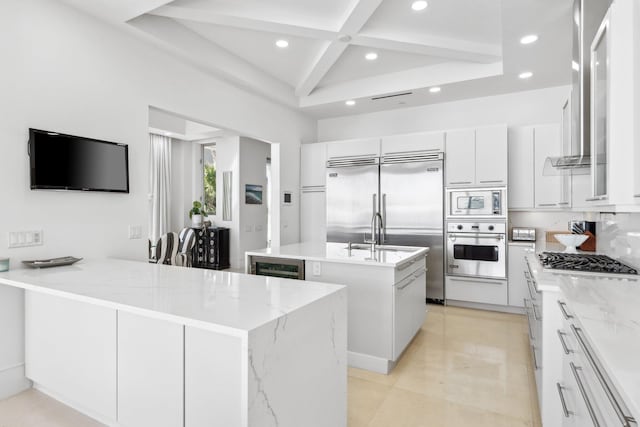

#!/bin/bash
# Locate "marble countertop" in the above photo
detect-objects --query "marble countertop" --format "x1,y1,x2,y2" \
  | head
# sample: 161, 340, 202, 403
245, 242, 429, 268
0, 259, 345, 335
526, 253, 640, 419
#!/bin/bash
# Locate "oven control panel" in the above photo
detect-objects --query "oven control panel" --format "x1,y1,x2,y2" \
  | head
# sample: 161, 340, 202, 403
447, 222, 506, 234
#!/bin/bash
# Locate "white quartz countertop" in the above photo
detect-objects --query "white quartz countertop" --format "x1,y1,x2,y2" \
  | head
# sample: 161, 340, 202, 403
245, 242, 429, 268
0, 259, 345, 335
526, 253, 640, 419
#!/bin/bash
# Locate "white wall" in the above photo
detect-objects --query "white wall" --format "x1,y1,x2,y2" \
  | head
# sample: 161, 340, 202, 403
317, 86, 572, 142
239, 137, 271, 263
214, 136, 241, 267
0, 0, 314, 398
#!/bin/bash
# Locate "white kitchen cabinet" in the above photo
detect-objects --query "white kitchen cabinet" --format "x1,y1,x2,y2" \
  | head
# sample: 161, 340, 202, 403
326, 138, 380, 159
118, 312, 184, 427
300, 189, 326, 243
445, 126, 508, 187
393, 268, 427, 360
445, 276, 508, 306
507, 243, 534, 307
508, 127, 535, 209
445, 129, 476, 186
534, 124, 571, 209
381, 131, 444, 155
25, 291, 117, 421
475, 125, 508, 186
184, 327, 243, 427
301, 143, 326, 188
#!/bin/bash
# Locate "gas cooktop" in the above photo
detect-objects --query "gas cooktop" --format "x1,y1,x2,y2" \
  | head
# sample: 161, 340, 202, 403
538, 252, 639, 275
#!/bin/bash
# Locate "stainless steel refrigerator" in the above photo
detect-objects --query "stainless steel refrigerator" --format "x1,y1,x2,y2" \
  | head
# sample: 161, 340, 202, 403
326, 153, 445, 302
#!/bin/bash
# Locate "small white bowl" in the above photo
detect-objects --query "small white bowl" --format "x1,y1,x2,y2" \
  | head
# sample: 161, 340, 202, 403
555, 234, 589, 253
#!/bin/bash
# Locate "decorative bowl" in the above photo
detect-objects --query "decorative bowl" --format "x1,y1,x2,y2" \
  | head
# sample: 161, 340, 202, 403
555, 234, 589, 253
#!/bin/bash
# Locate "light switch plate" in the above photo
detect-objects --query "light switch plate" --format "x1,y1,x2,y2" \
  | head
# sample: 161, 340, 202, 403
312, 262, 321, 276
128, 225, 142, 240
8, 230, 44, 248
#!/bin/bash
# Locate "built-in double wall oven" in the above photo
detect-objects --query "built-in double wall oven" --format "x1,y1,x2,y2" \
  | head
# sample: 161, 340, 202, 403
445, 188, 507, 280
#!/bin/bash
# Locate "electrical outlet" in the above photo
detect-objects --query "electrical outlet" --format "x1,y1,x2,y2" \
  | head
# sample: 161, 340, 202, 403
128, 225, 142, 240
255, 224, 263, 231
312, 262, 321, 276
7, 230, 43, 248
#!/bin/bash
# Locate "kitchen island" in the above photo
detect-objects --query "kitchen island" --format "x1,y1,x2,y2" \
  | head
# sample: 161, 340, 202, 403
246, 242, 429, 373
0, 260, 347, 427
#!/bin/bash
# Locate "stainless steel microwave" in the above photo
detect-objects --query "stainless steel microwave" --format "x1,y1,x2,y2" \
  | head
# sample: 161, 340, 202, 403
446, 188, 506, 218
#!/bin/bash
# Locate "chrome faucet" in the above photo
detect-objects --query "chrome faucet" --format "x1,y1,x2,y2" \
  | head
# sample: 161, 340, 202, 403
364, 212, 384, 250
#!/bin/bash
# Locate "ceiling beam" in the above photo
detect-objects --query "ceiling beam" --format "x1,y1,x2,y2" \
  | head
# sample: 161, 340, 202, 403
351, 35, 502, 64
148, 5, 336, 40
295, 0, 384, 97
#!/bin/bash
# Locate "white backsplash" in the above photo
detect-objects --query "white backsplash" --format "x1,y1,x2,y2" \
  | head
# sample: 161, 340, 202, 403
597, 213, 640, 268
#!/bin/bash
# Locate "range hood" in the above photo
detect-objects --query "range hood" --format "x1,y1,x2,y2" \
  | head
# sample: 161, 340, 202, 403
545, 0, 611, 173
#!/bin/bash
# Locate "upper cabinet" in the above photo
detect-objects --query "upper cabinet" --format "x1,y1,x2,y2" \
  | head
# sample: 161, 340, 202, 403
326, 138, 380, 160
445, 125, 507, 187
508, 127, 535, 209
381, 132, 444, 156
475, 126, 508, 186
300, 143, 327, 188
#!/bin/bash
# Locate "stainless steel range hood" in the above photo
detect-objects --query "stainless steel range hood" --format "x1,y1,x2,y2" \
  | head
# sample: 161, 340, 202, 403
546, 0, 611, 173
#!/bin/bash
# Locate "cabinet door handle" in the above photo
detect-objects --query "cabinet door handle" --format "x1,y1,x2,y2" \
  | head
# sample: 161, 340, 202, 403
557, 382, 572, 418
449, 181, 472, 185
557, 330, 573, 354
523, 299, 534, 340
558, 202, 570, 206
479, 180, 504, 184
537, 203, 558, 207
558, 301, 573, 319
532, 303, 541, 321
570, 362, 601, 427
530, 345, 539, 370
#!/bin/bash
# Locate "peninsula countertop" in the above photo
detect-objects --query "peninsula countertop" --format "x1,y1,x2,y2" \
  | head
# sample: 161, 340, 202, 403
245, 242, 429, 268
0, 259, 345, 335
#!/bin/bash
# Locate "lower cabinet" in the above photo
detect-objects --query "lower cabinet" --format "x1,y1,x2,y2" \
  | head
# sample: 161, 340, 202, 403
300, 189, 326, 243
117, 312, 184, 427
25, 292, 117, 421
445, 276, 508, 306
507, 243, 535, 307
393, 268, 427, 360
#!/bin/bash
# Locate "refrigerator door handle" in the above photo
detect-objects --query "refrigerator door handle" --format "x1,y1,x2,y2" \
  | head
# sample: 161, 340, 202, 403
382, 193, 387, 243
371, 193, 377, 241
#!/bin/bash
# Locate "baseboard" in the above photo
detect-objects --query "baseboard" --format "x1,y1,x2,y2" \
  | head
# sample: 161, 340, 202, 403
348, 351, 392, 374
446, 300, 526, 315
0, 364, 32, 400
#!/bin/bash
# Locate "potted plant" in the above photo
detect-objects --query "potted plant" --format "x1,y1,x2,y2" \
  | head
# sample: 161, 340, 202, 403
189, 201, 207, 227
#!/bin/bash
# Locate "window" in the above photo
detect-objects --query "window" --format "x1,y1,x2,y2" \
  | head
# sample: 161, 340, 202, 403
203, 144, 216, 215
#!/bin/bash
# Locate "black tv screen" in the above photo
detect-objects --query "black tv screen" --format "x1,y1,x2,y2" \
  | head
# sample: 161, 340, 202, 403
29, 129, 129, 193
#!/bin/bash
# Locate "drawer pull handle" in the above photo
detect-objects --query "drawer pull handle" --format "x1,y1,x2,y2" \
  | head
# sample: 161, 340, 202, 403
570, 362, 600, 427
530, 345, 539, 370
557, 330, 572, 355
571, 325, 638, 427
556, 382, 572, 418
558, 301, 573, 319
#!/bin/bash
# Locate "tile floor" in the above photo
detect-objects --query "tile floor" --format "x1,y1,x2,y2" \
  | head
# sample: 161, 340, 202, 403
0, 305, 540, 427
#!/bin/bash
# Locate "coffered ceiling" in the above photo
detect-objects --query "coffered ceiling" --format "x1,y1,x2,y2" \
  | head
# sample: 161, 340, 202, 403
58, 0, 572, 118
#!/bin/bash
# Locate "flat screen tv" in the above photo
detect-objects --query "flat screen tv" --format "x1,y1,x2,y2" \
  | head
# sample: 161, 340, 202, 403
29, 128, 129, 193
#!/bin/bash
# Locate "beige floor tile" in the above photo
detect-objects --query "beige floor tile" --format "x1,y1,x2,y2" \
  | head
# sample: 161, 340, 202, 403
348, 377, 392, 427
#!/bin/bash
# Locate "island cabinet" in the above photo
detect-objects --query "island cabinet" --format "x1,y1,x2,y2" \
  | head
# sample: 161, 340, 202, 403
5, 259, 348, 427
304, 251, 427, 374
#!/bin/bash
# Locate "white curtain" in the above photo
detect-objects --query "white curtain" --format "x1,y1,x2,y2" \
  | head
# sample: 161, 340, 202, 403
149, 134, 172, 245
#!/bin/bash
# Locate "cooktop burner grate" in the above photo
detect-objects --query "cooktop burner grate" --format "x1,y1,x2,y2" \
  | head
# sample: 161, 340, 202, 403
538, 252, 638, 275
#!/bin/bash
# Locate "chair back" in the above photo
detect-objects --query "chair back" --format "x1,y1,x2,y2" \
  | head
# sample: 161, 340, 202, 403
175, 228, 197, 267
155, 232, 179, 265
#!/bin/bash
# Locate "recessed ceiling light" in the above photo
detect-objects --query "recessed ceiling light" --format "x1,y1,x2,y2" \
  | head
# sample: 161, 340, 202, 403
429, 87, 441, 93
520, 34, 538, 45
365, 52, 378, 61
275, 39, 289, 48
164, 132, 172, 136
345, 100, 356, 106
572, 61, 580, 71
411, 1, 428, 11
519, 71, 533, 79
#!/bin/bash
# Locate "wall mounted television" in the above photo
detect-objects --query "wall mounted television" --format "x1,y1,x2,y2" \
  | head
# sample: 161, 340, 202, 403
28, 128, 130, 193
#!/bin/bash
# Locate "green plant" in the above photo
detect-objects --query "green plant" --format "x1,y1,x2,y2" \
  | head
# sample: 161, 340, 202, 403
189, 200, 207, 219
203, 164, 216, 214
